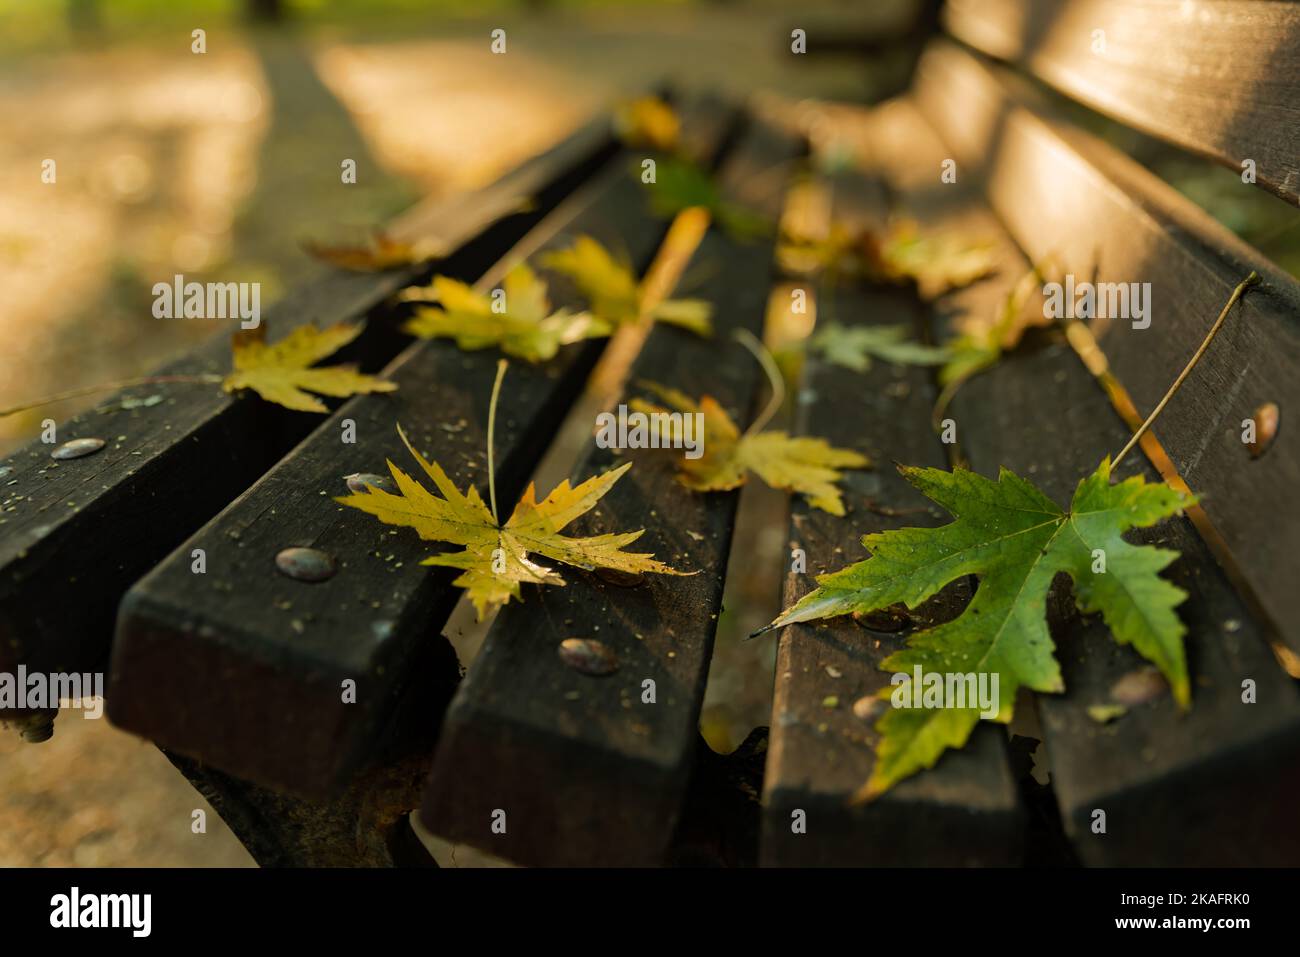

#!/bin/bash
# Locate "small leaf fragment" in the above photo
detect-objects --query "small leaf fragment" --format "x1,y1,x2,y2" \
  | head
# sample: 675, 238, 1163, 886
613, 95, 680, 152
810, 322, 950, 373
303, 231, 446, 272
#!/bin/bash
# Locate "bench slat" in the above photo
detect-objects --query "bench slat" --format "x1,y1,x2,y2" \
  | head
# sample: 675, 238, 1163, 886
760, 160, 1023, 866
420, 118, 803, 867
0, 114, 618, 686
946, 277, 1300, 866
107, 103, 739, 798
913, 40, 1300, 657
882, 93, 1300, 866
943, 0, 1300, 207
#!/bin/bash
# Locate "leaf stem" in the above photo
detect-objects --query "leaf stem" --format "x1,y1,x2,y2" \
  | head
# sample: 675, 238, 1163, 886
0, 374, 224, 418
487, 358, 508, 525
734, 328, 784, 438
1112, 271, 1260, 469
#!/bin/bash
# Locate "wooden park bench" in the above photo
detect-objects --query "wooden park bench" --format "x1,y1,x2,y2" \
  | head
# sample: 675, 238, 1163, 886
3, 0, 1299, 867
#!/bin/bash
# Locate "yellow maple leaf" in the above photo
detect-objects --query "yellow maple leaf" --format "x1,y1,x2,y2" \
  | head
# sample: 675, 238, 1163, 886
863, 220, 997, 297
222, 322, 397, 413
337, 420, 688, 619
541, 236, 713, 336
629, 383, 870, 515
777, 219, 994, 299
303, 231, 447, 272
613, 95, 680, 152
402, 263, 611, 362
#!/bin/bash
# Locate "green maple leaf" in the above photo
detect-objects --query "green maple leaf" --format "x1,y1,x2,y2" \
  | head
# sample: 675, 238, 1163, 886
760, 458, 1193, 801
810, 322, 950, 373
647, 157, 771, 240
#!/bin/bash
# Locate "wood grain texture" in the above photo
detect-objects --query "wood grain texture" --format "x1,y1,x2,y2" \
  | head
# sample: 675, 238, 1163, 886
0, 115, 618, 688
943, 0, 1300, 206
420, 119, 803, 867
106, 137, 724, 798
913, 39, 1300, 655
947, 296, 1300, 866
761, 166, 1023, 867
878, 93, 1300, 865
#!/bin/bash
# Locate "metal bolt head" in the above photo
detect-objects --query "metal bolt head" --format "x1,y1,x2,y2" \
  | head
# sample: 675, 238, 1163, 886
275, 546, 337, 583
50, 438, 105, 461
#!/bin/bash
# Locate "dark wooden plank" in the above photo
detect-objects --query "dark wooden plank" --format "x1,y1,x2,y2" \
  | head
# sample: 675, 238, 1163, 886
943, 0, 1300, 207
949, 313, 1300, 865
877, 93, 1300, 865
0, 113, 619, 689
760, 168, 1023, 867
107, 104, 740, 799
913, 39, 1300, 656
419, 119, 804, 867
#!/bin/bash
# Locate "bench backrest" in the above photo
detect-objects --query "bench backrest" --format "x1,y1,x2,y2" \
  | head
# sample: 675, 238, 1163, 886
915, 0, 1300, 663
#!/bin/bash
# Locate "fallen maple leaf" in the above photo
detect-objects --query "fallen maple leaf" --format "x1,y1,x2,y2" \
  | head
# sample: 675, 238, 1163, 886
758, 458, 1192, 800
649, 157, 771, 241
222, 322, 397, 413
613, 95, 680, 152
541, 236, 712, 336
862, 220, 997, 297
303, 231, 447, 272
810, 322, 949, 373
776, 219, 995, 299
402, 263, 610, 362
629, 382, 869, 515
337, 364, 688, 619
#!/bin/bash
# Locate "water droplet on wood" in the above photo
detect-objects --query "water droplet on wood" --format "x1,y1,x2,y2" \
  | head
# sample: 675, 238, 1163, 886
558, 637, 618, 676
275, 546, 336, 583
50, 438, 105, 460
344, 472, 393, 493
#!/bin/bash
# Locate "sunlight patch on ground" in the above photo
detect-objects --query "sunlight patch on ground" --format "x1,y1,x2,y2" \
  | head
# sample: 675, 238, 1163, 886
0, 48, 268, 444
313, 38, 605, 197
